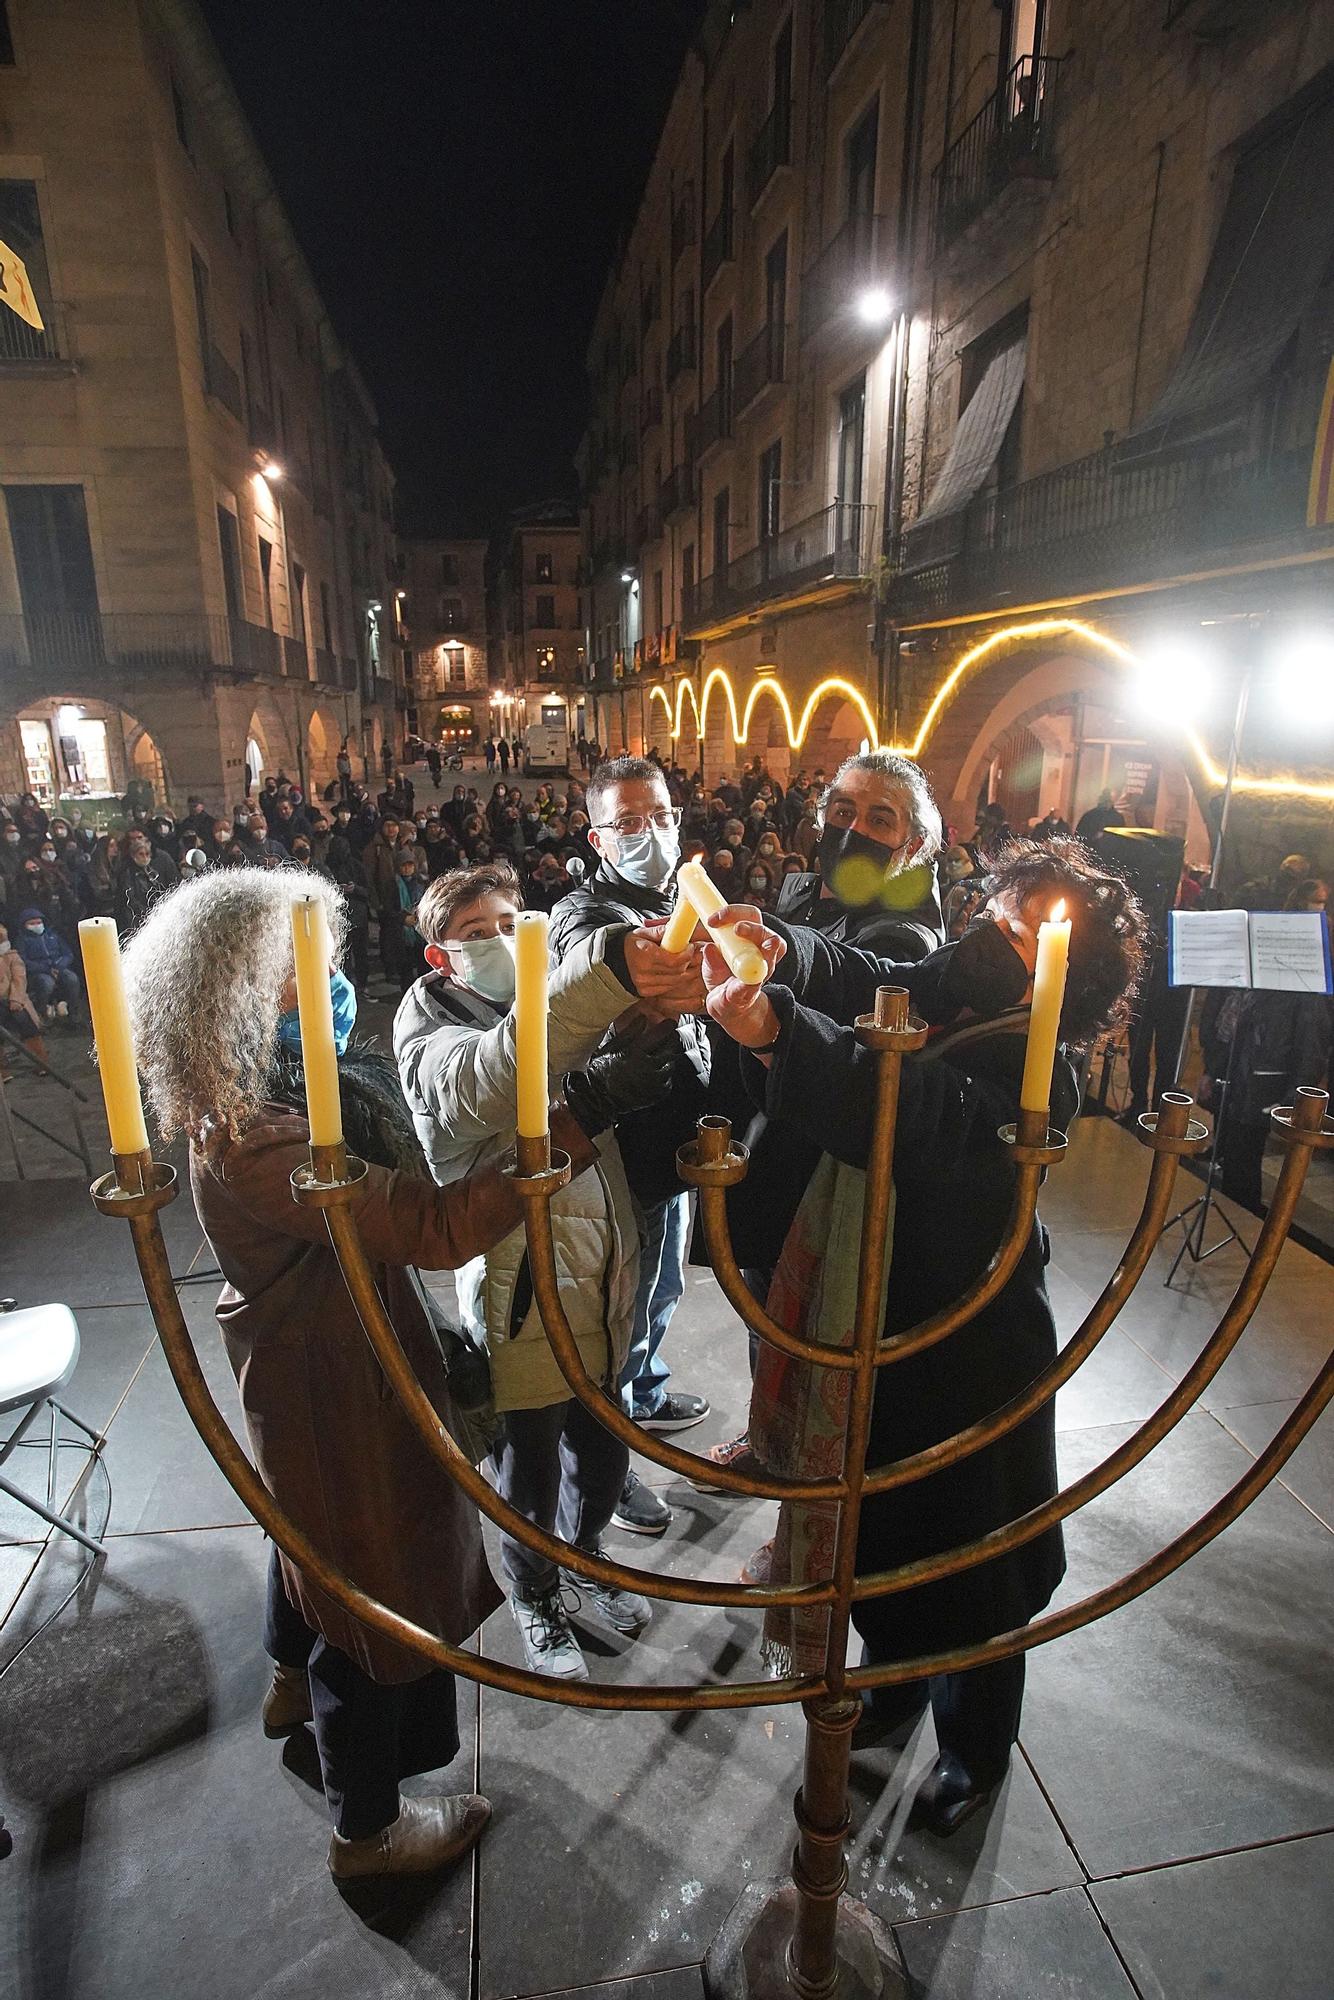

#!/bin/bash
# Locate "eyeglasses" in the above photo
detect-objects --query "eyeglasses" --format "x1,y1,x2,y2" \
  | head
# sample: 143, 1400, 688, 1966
593, 807, 682, 837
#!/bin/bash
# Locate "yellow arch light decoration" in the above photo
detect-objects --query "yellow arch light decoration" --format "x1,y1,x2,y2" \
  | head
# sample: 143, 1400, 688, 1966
649, 670, 883, 754
901, 614, 1334, 804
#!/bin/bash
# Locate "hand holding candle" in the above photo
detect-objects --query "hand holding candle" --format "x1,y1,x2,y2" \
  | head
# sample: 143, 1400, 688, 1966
674, 861, 768, 985
1019, 898, 1072, 1115
79, 917, 150, 1157
660, 873, 702, 954
513, 910, 550, 1139
290, 894, 343, 1148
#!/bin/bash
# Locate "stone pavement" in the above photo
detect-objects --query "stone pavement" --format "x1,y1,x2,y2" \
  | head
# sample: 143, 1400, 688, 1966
1, 1085, 1332, 1996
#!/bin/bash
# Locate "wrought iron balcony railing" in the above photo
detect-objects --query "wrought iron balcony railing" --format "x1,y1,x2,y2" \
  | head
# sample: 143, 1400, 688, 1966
683, 498, 875, 627
671, 185, 696, 263
799, 211, 894, 342
824, 0, 885, 74
746, 98, 791, 208
0, 609, 327, 680
701, 203, 734, 293
734, 321, 790, 416
691, 381, 733, 459
0, 298, 63, 363
205, 344, 244, 422
932, 54, 1064, 249
666, 323, 697, 386
660, 462, 697, 519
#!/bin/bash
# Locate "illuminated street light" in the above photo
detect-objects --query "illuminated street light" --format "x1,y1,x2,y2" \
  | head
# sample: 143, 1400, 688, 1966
1130, 634, 1217, 728
259, 459, 283, 481
855, 286, 894, 327
1271, 631, 1334, 726
620, 568, 635, 584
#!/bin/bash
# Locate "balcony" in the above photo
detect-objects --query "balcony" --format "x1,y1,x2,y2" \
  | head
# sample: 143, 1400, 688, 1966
660, 463, 697, 519
701, 204, 734, 293
734, 322, 790, 416
799, 211, 894, 343
282, 634, 309, 678
824, 0, 885, 74
205, 344, 243, 422
635, 503, 661, 547
671, 186, 696, 263
889, 392, 1322, 624
0, 610, 325, 682
667, 323, 697, 386
0, 299, 66, 366
366, 674, 395, 708
746, 99, 791, 208
932, 55, 1063, 250
640, 384, 663, 434
682, 500, 875, 630
691, 382, 733, 459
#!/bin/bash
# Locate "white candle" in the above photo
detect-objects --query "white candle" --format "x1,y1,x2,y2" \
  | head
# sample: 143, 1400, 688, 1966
1020, 899, 1072, 1114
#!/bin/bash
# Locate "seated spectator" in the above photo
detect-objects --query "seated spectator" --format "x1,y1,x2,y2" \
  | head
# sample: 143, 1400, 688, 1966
0, 916, 48, 1064
709, 846, 739, 892
16, 906, 81, 1023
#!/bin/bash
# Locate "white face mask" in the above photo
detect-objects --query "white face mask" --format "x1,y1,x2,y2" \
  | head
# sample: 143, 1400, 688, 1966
607, 822, 680, 892
446, 931, 516, 1005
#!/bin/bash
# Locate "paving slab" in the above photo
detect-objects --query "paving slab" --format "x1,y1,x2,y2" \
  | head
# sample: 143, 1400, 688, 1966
0, 1168, 207, 1307
1215, 1398, 1334, 1530
1091, 1831, 1334, 2000
893, 1884, 1137, 1998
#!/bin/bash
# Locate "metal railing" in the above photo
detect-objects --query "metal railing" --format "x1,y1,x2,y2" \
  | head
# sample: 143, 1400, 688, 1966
282, 634, 309, 679
701, 203, 734, 292
746, 98, 791, 208
667, 323, 696, 385
734, 321, 790, 415
671, 186, 696, 262
366, 673, 395, 707
692, 381, 733, 458
683, 498, 874, 626
660, 463, 697, 519
824, 0, 883, 73
205, 344, 243, 422
0, 609, 318, 680
636, 503, 661, 546
799, 211, 894, 342
314, 646, 337, 685
932, 54, 1064, 249
892, 421, 1318, 621
0, 299, 62, 363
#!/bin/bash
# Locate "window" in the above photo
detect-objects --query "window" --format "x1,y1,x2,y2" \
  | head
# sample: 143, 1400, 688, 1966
3, 485, 99, 615
535, 550, 554, 582
772, 16, 793, 156
535, 593, 557, 628
190, 250, 210, 374
0, 5, 14, 64
759, 438, 782, 543
0, 181, 56, 355
257, 534, 275, 627
445, 646, 466, 686
998, 0, 1047, 82
320, 579, 335, 652
653, 568, 664, 632
440, 551, 460, 586
439, 595, 463, 629
712, 487, 730, 578
291, 561, 308, 645
836, 374, 867, 556
223, 186, 238, 240
216, 505, 244, 621
847, 100, 879, 222
171, 74, 191, 152
536, 644, 558, 678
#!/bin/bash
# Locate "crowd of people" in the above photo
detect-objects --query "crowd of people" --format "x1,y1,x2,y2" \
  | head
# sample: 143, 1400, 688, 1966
6, 735, 1330, 1886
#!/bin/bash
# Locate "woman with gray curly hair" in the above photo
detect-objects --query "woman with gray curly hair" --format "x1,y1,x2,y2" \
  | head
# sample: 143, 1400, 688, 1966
121, 865, 606, 1882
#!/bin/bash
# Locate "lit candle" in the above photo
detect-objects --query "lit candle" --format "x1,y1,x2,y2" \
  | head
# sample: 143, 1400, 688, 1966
1020, 898, 1072, 1114
289, 894, 343, 1146
676, 859, 769, 986
660, 873, 701, 954
513, 909, 550, 1139
79, 917, 150, 1157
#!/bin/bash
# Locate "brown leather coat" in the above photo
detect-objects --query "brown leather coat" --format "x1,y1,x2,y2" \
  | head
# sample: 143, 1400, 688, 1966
191, 1101, 596, 1681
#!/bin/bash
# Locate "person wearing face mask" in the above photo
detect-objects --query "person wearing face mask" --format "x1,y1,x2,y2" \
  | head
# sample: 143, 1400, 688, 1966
0, 917, 49, 1067
546, 758, 713, 1537
708, 845, 737, 892
15, 905, 82, 1023
0, 817, 25, 898
114, 832, 173, 936
395, 862, 687, 1680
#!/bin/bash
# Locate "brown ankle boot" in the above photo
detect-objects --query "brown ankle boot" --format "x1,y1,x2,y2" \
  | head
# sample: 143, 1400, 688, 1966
328, 1793, 491, 1880
261, 1662, 312, 1735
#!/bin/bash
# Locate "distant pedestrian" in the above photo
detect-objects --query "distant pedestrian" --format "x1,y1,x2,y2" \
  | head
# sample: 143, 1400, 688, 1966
484, 737, 497, 774
511, 736, 523, 773
498, 738, 511, 776
427, 745, 442, 788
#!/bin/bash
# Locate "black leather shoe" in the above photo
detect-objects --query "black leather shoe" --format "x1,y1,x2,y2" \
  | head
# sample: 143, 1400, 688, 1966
908, 1755, 1005, 1838
850, 1696, 928, 1754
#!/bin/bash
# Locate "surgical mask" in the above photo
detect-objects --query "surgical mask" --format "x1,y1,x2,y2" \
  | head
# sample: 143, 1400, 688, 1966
39, 849, 56, 863
608, 822, 680, 892
25, 920, 44, 935
276, 968, 358, 1055
0, 937, 10, 952
3, 831, 19, 844
816, 824, 913, 908
446, 932, 516, 1005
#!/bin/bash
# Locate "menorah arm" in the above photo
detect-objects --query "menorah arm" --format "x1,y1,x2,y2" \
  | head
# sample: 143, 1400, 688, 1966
514, 1164, 849, 1503
861, 1095, 1205, 1494
315, 1190, 835, 1611
850, 1339, 1334, 1688
852, 1088, 1332, 1602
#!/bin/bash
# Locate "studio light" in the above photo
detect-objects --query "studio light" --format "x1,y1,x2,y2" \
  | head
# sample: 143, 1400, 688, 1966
855, 287, 894, 327
1271, 631, 1334, 725
1131, 634, 1217, 728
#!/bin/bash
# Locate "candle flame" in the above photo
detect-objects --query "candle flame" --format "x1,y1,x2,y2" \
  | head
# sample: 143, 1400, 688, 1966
1050, 899, 1067, 923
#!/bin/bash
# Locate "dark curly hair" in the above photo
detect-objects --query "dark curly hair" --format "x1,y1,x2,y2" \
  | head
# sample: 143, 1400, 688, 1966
987, 836, 1149, 1047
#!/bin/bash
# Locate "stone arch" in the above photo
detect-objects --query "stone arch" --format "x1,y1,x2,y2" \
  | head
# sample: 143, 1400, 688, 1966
743, 682, 795, 786
306, 703, 341, 795
244, 691, 296, 793
923, 649, 1120, 827
799, 696, 873, 779
12, 693, 174, 812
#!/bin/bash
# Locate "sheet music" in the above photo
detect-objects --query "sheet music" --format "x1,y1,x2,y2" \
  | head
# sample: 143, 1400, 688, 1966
1248, 912, 1334, 994
1167, 910, 1251, 989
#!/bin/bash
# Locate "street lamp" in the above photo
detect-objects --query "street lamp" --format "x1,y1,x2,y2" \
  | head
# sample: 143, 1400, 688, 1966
1271, 631, 1334, 726
855, 286, 894, 327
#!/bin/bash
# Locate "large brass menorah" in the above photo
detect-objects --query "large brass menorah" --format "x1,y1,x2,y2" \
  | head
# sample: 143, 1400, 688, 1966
88, 985, 1334, 2000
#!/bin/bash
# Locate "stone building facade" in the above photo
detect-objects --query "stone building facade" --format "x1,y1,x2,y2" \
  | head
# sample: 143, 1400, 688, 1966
493, 504, 586, 746
582, 0, 1334, 878
0, 0, 407, 817
402, 537, 490, 751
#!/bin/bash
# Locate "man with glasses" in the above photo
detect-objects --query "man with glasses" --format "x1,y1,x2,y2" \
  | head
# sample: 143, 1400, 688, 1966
548, 757, 712, 1537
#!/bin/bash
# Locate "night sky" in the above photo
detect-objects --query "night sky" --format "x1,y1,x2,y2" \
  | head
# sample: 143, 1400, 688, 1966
199, 0, 707, 538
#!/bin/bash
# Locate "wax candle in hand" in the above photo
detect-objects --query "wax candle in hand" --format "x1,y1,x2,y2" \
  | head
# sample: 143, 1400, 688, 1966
79, 917, 150, 1157
1019, 898, 1072, 1114
676, 860, 768, 986
513, 910, 550, 1138
290, 894, 343, 1147
660, 873, 701, 954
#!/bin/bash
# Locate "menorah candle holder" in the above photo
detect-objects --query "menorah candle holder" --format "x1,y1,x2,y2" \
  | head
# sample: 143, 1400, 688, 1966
89, 1006, 1334, 2000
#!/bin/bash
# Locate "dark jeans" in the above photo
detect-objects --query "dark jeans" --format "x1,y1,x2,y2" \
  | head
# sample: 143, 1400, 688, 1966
264, 1547, 460, 1841
492, 1398, 629, 1598
859, 1648, 1026, 1790
29, 967, 80, 1013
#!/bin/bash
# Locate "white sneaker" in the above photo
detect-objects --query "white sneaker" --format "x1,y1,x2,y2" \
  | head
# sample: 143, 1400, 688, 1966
328, 1792, 491, 1879
510, 1586, 588, 1679
55, 1000, 69, 1018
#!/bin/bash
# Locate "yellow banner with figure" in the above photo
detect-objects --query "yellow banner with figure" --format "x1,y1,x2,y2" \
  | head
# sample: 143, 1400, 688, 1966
0, 235, 44, 330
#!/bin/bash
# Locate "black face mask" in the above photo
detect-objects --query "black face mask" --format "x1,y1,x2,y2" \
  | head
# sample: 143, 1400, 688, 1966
935, 916, 1030, 1023
816, 824, 909, 907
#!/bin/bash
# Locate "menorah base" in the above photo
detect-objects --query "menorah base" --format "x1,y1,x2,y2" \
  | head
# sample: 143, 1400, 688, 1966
704, 1881, 908, 2000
